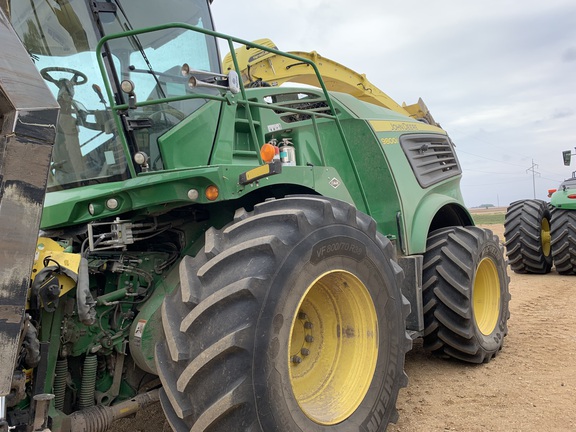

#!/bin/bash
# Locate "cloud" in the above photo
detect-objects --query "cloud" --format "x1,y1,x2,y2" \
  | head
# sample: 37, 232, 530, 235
211, 0, 576, 206
563, 47, 576, 62
552, 108, 574, 119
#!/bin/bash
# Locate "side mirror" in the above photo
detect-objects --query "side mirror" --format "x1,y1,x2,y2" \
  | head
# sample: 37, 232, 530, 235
563, 150, 572, 166
227, 70, 240, 94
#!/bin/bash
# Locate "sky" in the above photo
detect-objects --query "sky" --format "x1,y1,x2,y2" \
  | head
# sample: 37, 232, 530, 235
210, 0, 576, 208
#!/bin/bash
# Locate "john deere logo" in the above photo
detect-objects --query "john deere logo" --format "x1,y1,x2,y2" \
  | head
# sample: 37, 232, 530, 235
329, 178, 341, 188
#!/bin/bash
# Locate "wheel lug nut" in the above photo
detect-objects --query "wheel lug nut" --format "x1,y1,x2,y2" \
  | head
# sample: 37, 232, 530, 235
298, 311, 307, 320
301, 348, 310, 356
291, 355, 302, 364
304, 321, 313, 329
305, 335, 314, 343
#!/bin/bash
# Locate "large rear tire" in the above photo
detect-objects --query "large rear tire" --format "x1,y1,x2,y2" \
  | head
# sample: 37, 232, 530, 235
503, 199, 552, 274
422, 226, 510, 363
155, 196, 411, 431
550, 207, 576, 274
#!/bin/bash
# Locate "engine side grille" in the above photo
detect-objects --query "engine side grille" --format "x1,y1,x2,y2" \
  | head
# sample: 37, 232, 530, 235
400, 134, 461, 188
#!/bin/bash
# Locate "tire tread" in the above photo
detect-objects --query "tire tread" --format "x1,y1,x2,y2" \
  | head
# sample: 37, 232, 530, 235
504, 199, 552, 274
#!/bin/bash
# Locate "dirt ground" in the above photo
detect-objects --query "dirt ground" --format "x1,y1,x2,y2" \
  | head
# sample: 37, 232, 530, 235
388, 222, 576, 432
111, 221, 576, 432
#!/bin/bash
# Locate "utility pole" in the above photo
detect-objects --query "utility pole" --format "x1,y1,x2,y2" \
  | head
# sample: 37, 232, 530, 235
526, 159, 540, 199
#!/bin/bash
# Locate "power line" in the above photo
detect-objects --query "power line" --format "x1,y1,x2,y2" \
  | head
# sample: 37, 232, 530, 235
464, 168, 562, 183
457, 149, 529, 170
453, 131, 567, 180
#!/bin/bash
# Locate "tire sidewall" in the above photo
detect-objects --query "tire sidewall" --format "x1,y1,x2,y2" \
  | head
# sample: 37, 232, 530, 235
472, 231, 509, 353
253, 224, 405, 431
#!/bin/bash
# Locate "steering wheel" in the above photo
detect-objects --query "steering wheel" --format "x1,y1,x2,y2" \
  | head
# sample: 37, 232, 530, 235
40, 67, 88, 86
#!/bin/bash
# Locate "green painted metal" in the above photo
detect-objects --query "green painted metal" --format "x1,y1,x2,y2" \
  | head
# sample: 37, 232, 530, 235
550, 175, 576, 210
95, 23, 371, 212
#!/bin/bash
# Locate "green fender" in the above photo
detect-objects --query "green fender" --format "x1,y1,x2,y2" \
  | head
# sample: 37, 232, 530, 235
406, 193, 473, 255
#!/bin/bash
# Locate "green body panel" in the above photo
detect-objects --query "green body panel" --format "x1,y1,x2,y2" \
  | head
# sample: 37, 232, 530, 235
550, 183, 576, 210
407, 186, 468, 252
41, 164, 354, 229
158, 101, 221, 169
42, 83, 471, 252
330, 92, 471, 254
128, 260, 181, 375
373, 125, 468, 254
550, 192, 576, 210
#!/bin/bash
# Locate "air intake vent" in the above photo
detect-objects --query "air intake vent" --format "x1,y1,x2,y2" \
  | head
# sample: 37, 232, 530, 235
264, 92, 332, 123
400, 134, 461, 188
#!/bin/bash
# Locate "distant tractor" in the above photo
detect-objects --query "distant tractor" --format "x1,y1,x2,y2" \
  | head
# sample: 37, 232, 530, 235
504, 149, 576, 275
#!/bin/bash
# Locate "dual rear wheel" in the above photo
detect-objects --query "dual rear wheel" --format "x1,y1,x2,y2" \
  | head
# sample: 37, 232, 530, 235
504, 199, 576, 275
504, 199, 552, 274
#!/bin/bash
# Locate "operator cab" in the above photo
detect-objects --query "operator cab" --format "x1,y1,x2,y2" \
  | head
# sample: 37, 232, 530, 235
8, 0, 220, 191
558, 173, 576, 191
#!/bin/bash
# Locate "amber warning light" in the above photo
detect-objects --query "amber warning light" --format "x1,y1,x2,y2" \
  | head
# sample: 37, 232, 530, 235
260, 143, 276, 163
205, 185, 219, 201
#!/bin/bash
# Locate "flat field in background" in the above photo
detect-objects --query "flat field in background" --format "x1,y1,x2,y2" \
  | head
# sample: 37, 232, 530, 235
469, 206, 506, 225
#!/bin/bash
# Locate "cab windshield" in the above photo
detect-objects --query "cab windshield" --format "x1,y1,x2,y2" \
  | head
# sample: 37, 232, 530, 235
9, 0, 219, 191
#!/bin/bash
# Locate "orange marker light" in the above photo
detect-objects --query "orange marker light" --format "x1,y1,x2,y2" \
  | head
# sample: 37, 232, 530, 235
260, 143, 276, 163
205, 185, 219, 201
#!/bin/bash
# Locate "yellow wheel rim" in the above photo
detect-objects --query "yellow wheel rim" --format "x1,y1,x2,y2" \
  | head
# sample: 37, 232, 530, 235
288, 270, 378, 425
473, 258, 501, 335
541, 218, 551, 257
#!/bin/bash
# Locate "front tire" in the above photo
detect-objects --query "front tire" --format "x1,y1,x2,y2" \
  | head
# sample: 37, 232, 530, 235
422, 226, 510, 363
155, 196, 411, 431
503, 199, 552, 274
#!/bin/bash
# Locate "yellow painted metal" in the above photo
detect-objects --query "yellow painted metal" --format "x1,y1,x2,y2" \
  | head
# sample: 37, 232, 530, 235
472, 258, 500, 336
288, 270, 378, 425
223, 38, 440, 127
244, 164, 271, 181
32, 237, 80, 297
369, 119, 444, 135
541, 218, 551, 257
401, 97, 439, 128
